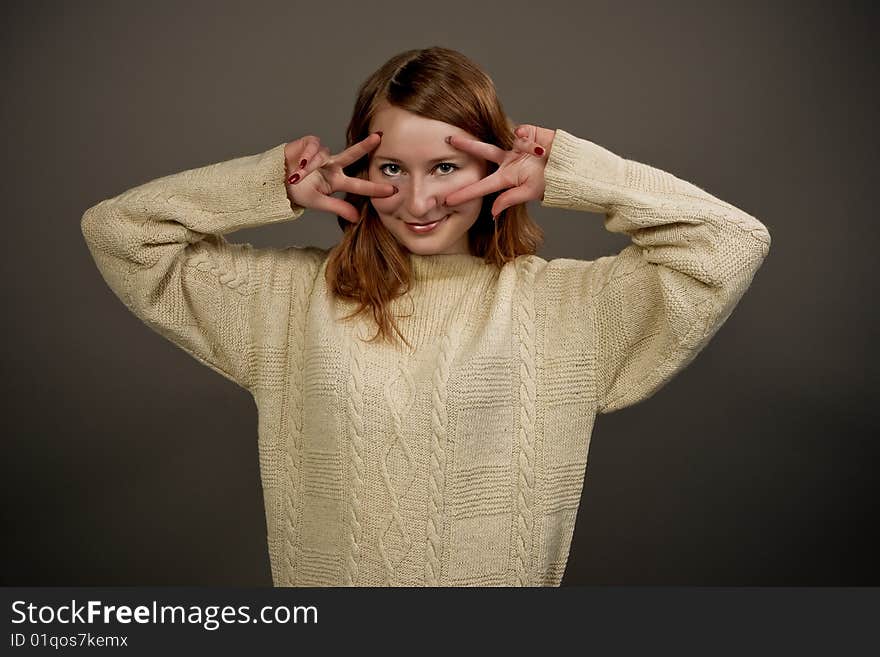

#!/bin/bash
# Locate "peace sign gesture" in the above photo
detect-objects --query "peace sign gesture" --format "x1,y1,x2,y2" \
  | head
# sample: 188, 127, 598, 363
285, 132, 398, 224
443, 124, 556, 220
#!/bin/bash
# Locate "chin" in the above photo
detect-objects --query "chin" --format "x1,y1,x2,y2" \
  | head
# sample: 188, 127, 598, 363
405, 241, 447, 256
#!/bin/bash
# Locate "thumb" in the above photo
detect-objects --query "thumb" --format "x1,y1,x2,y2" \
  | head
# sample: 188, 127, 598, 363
491, 183, 536, 218
314, 195, 360, 224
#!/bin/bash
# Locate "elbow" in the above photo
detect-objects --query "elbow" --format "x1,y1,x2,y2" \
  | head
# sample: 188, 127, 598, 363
697, 211, 771, 300
748, 214, 771, 258
736, 206, 771, 255
80, 199, 134, 263
745, 216, 772, 273
722, 218, 771, 299
80, 200, 109, 250
724, 209, 772, 279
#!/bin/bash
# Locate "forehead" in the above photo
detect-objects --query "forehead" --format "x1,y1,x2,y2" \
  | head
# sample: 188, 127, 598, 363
370, 105, 477, 162
371, 105, 453, 136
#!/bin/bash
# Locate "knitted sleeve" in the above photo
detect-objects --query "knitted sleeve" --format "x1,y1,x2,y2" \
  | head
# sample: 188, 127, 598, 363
541, 129, 771, 415
80, 142, 318, 393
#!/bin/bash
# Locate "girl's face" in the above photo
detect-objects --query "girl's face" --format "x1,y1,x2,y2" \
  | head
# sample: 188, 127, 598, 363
367, 104, 489, 255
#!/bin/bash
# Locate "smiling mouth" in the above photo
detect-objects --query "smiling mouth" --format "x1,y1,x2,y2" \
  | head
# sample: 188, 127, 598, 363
403, 212, 452, 226
405, 214, 450, 226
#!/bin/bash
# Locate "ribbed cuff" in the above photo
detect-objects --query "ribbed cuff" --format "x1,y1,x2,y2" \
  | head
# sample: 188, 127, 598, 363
251, 142, 307, 221
540, 128, 626, 214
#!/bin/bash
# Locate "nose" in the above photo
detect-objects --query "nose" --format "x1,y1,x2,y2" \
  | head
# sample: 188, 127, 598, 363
401, 177, 443, 219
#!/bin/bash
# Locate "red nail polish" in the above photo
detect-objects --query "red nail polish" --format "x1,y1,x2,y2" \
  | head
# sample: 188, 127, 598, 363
287, 173, 299, 184
300, 159, 307, 169
534, 146, 544, 156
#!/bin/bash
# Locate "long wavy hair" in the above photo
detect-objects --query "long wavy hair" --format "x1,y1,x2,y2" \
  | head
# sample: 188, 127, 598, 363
326, 46, 544, 348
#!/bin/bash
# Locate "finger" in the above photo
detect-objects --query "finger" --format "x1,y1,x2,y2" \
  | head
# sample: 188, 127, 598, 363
446, 135, 507, 165
312, 194, 361, 224
490, 184, 535, 219
443, 170, 506, 207
333, 132, 384, 169
512, 133, 532, 151
292, 145, 331, 184
296, 136, 322, 171
512, 134, 546, 158
339, 176, 397, 198
514, 125, 534, 141
285, 139, 309, 181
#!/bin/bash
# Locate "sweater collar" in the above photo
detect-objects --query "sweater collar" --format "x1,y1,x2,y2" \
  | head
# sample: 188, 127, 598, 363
408, 252, 493, 282
393, 252, 498, 353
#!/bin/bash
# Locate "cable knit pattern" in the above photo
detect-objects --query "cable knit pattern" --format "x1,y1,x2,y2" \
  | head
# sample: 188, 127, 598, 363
379, 360, 417, 585
512, 256, 539, 586
81, 130, 770, 586
342, 326, 367, 586
280, 263, 311, 587
424, 331, 454, 586
183, 241, 249, 293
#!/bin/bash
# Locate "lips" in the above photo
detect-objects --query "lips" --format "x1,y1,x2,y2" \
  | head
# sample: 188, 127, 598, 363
403, 214, 450, 234
405, 215, 449, 226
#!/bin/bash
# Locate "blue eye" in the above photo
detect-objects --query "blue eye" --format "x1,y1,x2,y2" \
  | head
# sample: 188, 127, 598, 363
378, 162, 459, 177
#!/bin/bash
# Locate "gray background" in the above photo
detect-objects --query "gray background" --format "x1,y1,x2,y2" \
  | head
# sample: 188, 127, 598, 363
2, 0, 876, 585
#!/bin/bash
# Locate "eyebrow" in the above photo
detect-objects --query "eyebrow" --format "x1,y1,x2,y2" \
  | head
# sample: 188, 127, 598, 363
374, 153, 462, 165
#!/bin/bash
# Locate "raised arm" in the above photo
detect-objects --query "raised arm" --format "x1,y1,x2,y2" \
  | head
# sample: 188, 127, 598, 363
80, 142, 324, 393
541, 129, 771, 414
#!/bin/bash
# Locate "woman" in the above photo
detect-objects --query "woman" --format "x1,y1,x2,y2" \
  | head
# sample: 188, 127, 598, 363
80, 46, 771, 587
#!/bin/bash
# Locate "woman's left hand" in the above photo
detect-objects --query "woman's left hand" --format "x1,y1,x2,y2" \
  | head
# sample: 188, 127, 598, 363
443, 125, 555, 220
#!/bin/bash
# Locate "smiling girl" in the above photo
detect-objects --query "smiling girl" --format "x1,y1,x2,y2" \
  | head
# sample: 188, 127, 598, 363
81, 46, 771, 587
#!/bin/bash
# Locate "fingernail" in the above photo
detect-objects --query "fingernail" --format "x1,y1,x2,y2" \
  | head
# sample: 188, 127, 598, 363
300, 159, 307, 169
287, 173, 300, 184
392, 185, 399, 194
376, 131, 383, 137
534, 146, 544, 156
445, 136, 452, 144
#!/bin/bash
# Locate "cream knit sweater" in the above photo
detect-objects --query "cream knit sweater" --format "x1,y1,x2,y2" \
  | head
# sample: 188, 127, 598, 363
81, 128, 771, 586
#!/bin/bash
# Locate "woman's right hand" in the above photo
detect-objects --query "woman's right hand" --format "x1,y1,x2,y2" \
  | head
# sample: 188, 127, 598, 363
284, 133, 397, 224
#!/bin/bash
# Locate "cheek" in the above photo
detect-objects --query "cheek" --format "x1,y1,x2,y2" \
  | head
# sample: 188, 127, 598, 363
371, 196, 397, 215
449, 170, 486, 210
368, 169, 397, 214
